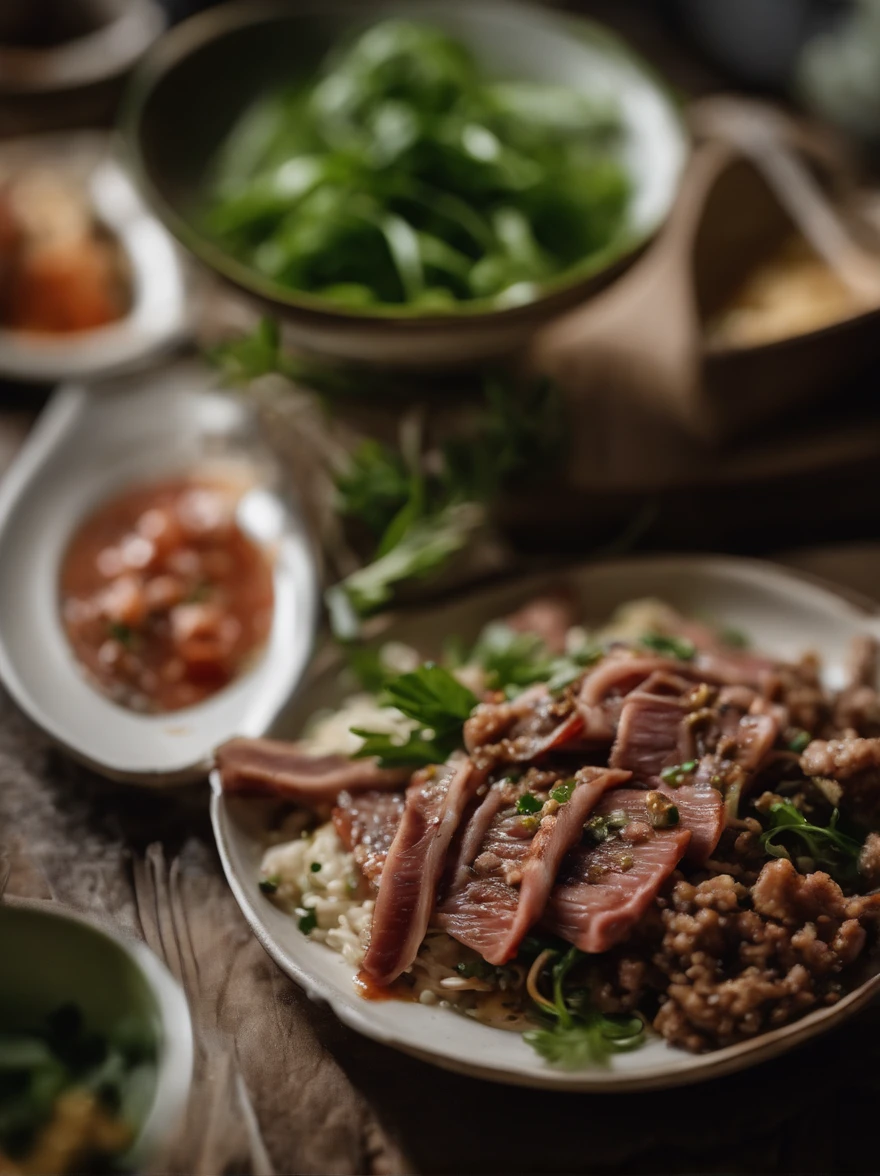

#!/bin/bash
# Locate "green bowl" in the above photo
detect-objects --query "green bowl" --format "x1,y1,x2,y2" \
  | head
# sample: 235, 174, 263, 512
120, 0, 688, 367
0, 898, 193, 1171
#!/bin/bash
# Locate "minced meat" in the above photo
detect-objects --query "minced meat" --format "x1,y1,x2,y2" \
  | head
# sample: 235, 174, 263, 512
651, 860, 880, 1052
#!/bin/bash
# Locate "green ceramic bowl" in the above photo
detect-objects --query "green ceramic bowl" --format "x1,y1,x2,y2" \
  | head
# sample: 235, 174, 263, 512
120, 0, 688, 367
0, 898, 193, 1170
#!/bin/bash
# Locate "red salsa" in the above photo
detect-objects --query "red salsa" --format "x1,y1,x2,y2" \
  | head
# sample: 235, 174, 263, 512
60, 475, 274, 713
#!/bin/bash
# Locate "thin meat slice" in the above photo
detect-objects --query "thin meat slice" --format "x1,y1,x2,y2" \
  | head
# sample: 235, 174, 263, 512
543, 789, 691, 953
465, 687, 584, 766
463, 684, 546, 752
363, 755, 482, 986
736, 712, 778, 773
332, 790, 405, 888
610, 692, 688, 784
694, 649, 775, 690
576, 655, 692, 744
579, 655, 687, 709
660, 779, 724, 864
437, 767, 631, 965
215, 737, 409, 804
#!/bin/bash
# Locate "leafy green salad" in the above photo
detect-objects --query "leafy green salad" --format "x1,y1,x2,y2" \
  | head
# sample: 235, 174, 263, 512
203, 18, 631, 311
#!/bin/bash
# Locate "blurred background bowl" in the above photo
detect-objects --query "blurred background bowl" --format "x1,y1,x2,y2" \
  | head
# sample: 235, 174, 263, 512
0, 0, 166, 135
120, 0, 689, 368
0, 896, 193, 1170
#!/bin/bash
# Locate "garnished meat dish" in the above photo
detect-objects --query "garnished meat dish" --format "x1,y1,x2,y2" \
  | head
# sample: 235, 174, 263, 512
60, 475, 274, 713
216, 596, 880, 1067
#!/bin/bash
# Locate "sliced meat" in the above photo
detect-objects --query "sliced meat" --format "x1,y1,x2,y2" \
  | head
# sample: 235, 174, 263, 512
363, 755, 482, 986
465, 687, 584, 767
215, 737, 409, 804
735, 713, 778, 773
579, 655, 687, 710
543, 789, 691, 953
437, 767, 631, 965
505, 590, 578, 655
576, 655, 697, 744
694, 650, 775, 690
463, 685, 545, 752
332, 790, 405, 887
801, 737, 880, 780
660, 780, 724, 864
610, 692, 688, 784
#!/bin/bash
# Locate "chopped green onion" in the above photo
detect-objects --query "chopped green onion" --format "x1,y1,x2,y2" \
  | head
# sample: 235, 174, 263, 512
309, 862, 322, 873
585, 815, 609, 842
298, 908, 318, 935
659, 761, 697, 787
604, 809, 627, 830
516, 793, 543, 815
259, 875, 280, 895
788, 730, 811, 754
549, 780, 576, 804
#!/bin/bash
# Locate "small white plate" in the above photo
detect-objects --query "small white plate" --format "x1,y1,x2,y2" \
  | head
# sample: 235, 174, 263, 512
0, 358, 320, 785
0, 131, 188, 384
212, 554, 880, 1090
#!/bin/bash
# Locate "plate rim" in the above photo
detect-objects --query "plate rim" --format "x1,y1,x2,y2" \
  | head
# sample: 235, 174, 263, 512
211, 552, 880, 1090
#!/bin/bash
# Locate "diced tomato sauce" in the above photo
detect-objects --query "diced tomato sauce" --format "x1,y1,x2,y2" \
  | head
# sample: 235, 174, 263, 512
59, 476, 274, 713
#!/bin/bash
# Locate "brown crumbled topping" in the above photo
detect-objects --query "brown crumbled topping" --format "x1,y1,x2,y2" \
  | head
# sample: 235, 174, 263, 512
651, 859, 878, 1052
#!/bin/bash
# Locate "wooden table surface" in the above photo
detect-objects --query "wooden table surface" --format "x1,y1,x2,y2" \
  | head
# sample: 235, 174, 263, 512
3, 402, 880, 1176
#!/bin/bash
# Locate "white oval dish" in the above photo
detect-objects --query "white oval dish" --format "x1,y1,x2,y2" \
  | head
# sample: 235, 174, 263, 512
0, 358, 320, 785
212, 554, 880, 1090
0, 895, 193, 1169
0, 131, 188, 384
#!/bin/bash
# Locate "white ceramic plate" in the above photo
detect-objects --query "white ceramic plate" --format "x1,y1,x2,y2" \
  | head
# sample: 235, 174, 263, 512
212, 554, 880, 1090
0, 131, 188, 384
0, 358, 320, 784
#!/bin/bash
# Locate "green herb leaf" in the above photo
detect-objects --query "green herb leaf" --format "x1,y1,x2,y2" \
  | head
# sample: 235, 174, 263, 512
350, 728, 448, 768
522, 946, 645, 1069
759, 801, 863, 882
328, 502, 483, 628
346, 645, 392, 692
380, 662, 477, 733
549, 780, 576, 804
351, 662, 475, 766
258, 875, 280, 895
638, 632, 696, 661
336, 439, 411, 539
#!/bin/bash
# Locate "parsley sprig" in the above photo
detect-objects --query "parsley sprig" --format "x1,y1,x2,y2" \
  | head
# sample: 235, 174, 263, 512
523, 946, 644, 1069
351, 662, 477, 768
760, 801, 863, 882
